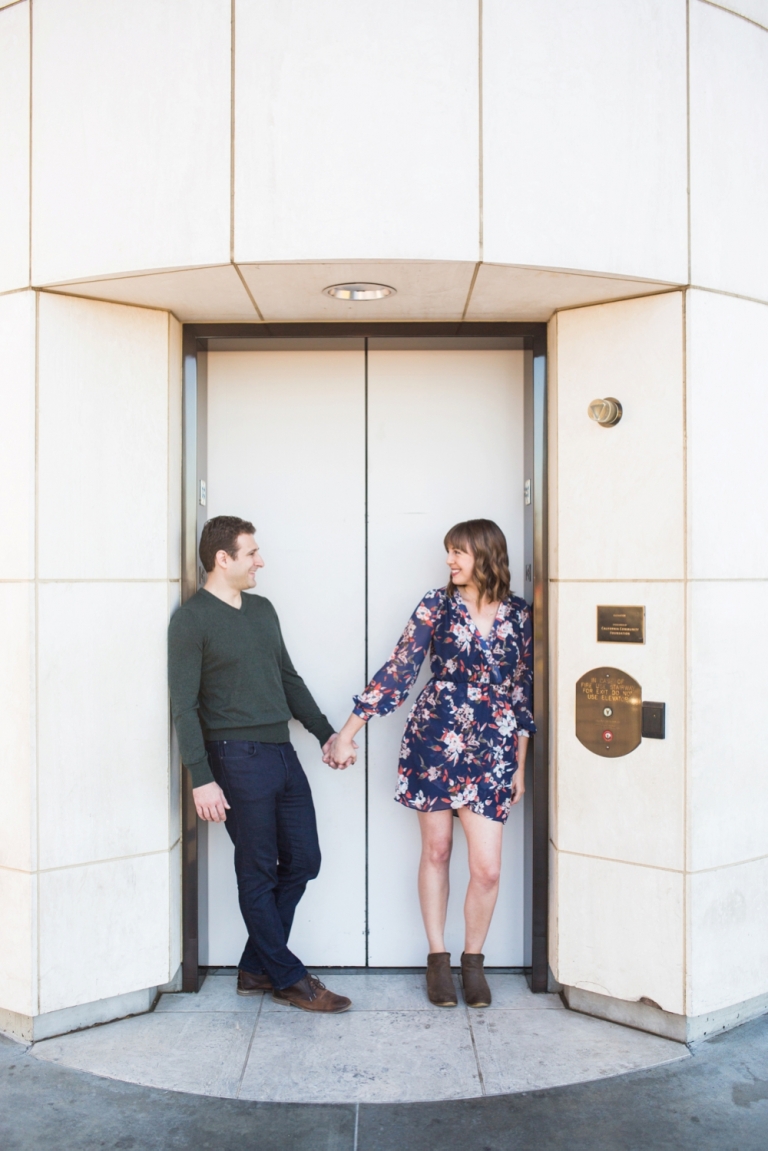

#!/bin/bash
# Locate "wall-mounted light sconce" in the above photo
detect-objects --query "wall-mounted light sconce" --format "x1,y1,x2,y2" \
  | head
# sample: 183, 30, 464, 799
588, 397, 623, 427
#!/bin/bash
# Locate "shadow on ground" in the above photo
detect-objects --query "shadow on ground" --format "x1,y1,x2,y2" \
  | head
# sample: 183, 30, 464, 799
1, 1014, 767, 1150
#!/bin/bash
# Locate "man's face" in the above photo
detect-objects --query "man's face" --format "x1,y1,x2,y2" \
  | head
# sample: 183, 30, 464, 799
218, 533, 264, 590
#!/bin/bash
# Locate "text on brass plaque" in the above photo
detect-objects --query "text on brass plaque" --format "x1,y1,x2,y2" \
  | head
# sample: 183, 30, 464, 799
597, 605, 645, 644
575, 667, 642, 757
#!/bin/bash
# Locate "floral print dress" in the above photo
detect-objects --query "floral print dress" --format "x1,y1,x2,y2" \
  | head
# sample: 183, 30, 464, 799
353, 588, 535, 823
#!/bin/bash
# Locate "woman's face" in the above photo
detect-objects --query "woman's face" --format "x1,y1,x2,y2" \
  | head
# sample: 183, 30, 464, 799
446, 544, 475, 588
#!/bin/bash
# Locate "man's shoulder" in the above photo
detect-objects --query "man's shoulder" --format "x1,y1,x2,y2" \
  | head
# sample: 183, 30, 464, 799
242, 592, 277, 617
169, 590, 211, 632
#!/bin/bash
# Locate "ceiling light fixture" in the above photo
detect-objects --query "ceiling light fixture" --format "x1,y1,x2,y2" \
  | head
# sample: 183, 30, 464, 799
322, 282, 396, 301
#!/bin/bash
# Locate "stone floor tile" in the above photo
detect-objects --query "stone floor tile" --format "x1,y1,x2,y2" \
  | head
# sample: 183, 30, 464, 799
260, 970, 450, 1013
481, 973, 565, 1010
156, 974, 264, 1013
32, 1010, 257, 1098
470, 1007, 688, 1095
240, 1008, 479, 1103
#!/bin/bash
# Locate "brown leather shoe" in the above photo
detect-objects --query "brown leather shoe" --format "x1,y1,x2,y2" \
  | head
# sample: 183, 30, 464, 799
237, 969, 272, 995
426, 952, 458, 1006
461, 952, 491, 1007
272, 973, 351, 1013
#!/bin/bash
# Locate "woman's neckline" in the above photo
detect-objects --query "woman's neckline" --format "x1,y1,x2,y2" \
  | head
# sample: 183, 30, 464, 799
456, 591, 505, 642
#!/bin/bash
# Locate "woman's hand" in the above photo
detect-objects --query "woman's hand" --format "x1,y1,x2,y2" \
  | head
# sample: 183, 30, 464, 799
329, 734, 358, 769
325, 713, 367, 770
322, 733, 358, 769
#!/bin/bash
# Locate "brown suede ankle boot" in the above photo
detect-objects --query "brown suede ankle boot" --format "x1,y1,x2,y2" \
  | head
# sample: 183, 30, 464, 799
426, 952, 458, 1006
461, 952, 491, 1007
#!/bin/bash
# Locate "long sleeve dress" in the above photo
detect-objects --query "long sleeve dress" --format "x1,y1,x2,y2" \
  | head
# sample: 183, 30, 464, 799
353, 588, 536, 823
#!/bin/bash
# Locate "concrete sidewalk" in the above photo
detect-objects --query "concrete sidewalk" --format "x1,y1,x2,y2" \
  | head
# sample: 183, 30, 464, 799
1, 991, 767, 1149
29, 970, 686, 1103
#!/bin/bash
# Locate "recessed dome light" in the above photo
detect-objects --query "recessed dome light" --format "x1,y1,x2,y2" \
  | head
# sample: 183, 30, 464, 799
322, 282, 396, 301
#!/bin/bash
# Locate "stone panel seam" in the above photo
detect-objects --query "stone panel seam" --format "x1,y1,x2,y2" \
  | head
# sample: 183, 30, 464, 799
35, 286, 177, 319
686, 0, 692, 286
32, 578, 177, 584
553, 286, 687, 316
460, 261, 482, 322
37, 848, 172, 876
689, 283, 768, 309
232, 262, 265, 321
550, 578, 686, 583
166, 312, 173, 985
682, 286, 690, 1014
697, 0, 768, 35
229, 0, 235, 263
558, 848, 685, 876
40, 264, 228, 288
234, 993, 263, 1099
0, 862, 35, 876
477, 0, 483, 261
551, 577, 768, 583
26, 0, 31, 287
0, 286, 33, 299
33, 285, 40, 1014
498, 262, 682, 285
688, 852, 768, 876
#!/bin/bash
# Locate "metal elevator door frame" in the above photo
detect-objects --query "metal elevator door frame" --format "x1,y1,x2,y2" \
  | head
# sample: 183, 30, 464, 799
180, 322, 549, 993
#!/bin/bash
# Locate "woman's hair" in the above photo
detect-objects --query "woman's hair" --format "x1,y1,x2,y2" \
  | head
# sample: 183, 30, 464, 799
444, 519, 511, 604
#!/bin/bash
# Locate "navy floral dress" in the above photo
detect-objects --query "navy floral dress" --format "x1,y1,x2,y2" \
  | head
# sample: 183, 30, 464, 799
353, 588, 535, 823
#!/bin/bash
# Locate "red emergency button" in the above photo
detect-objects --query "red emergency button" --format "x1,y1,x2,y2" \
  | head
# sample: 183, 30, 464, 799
602, 730, 613, 742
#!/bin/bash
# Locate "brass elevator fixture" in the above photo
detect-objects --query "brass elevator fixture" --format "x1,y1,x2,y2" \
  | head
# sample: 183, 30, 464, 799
588, 397, 623, 427
575, 667, 642, 757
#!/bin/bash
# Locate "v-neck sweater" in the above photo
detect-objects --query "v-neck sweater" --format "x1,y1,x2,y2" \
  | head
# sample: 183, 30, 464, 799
168, 588, 334, 787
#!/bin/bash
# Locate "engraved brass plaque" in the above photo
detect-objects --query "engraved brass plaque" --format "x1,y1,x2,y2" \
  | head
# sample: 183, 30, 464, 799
576, 667, 642, 757
597, 605, 645, 644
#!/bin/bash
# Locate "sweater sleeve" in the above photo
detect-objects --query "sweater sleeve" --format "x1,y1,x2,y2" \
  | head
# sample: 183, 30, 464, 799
168, 607, 215, 788
276, 617, 335, 746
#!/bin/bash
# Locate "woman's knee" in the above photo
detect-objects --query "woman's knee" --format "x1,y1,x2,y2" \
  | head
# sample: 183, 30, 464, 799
470, 860, 501, 890
422, 839, 452, 868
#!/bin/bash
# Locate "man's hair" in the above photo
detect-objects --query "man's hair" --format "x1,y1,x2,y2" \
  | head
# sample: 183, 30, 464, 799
199, 516, 256, 573
444, 518, 511, 604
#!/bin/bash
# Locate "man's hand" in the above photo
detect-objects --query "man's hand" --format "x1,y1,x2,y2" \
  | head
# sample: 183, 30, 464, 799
330, 734, 358, 770
322, 734, 358, 770
193, 780, 230, 822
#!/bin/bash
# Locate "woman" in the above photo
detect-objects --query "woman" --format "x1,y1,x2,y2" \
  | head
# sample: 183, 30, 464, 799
330, 519, 535, 1008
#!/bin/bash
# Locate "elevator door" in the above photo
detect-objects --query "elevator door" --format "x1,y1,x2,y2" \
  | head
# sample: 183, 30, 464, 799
203, 341, 528, 967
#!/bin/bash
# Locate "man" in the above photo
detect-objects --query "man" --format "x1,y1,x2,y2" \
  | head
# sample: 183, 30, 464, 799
168, 515, 351, 1013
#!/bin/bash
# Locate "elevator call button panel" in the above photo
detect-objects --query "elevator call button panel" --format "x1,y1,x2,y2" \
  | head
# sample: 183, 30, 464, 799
575, 667, 642, 757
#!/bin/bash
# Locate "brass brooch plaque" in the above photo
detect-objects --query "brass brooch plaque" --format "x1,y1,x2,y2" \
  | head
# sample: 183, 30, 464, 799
597, 605, 645, 644
575, 667, 642, 757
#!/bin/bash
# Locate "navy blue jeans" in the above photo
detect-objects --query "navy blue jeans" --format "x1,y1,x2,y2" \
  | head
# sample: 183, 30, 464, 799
205, 740, 321, 990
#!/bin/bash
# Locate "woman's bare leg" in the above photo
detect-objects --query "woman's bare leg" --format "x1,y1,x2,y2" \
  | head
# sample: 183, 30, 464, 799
458, 808, 504, 953
417, 810, 454, 953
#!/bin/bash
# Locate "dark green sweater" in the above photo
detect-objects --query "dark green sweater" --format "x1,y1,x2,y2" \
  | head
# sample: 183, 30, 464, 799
168, 589, 334, 787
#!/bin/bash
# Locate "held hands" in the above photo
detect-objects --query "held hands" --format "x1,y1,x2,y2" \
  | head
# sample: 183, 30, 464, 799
322, 733, 359, 770
193, 780, 231, 822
